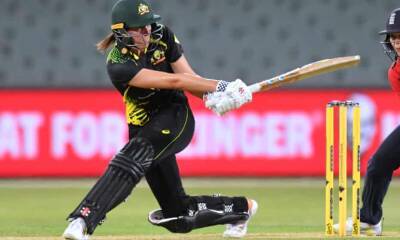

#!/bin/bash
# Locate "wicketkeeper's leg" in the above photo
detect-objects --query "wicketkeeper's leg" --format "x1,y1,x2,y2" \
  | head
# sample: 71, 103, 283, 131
361, 126, 400, 224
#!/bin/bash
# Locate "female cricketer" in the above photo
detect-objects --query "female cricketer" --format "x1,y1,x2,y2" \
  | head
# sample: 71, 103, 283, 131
334, 7, 400, 236
62, 0, 257, 239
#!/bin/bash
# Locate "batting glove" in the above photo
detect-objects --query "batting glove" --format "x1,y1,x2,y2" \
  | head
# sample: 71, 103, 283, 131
204, 79, 252, 116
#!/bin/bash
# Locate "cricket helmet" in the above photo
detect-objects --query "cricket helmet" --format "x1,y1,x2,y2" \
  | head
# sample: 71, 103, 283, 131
379, 8, 400, 61
111, 0, 161, 29
111, 0, 163, 52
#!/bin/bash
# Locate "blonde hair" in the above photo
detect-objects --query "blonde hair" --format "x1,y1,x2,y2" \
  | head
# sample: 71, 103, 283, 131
96, 33, 115, 53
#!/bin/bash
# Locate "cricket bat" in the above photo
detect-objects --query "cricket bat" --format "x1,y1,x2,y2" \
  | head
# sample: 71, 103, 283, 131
249, 55, 361, 93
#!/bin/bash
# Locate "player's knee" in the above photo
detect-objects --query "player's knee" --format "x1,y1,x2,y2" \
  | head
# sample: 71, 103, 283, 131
110, 137, 154, 181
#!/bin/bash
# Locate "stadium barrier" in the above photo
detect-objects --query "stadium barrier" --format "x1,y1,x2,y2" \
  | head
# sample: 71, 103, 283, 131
0, 89, 399, 177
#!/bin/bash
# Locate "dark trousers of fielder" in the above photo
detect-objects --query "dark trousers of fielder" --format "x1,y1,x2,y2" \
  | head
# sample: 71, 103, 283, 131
361, 125, 400, 225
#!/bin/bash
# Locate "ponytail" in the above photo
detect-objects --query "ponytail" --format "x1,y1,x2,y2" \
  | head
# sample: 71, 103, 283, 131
96, 33, 115, 53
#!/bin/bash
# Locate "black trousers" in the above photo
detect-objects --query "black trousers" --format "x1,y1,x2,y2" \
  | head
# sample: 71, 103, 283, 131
146, 155, 189, 217
129, 103, 195, 217
130, 103, 248, 218
130, 103, 195, 160
69, 102, 248, 233
360, 125, 400, 224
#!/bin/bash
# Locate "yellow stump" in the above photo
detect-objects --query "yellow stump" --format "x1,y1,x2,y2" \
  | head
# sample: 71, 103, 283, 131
338, 104, 347, 237
324, 101, 361, 237
325, 104, 334, 235
352, 105, 361, 236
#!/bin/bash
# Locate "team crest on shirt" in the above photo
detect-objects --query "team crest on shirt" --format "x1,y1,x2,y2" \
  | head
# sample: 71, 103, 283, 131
138, 3, 150, 15
151, 49, 166, 65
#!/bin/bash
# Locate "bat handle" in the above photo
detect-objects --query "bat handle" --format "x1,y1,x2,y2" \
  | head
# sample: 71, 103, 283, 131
248, 83, 261, 93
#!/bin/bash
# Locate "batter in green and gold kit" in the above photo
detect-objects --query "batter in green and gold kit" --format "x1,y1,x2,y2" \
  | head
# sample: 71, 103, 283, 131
63, 0, 257, 239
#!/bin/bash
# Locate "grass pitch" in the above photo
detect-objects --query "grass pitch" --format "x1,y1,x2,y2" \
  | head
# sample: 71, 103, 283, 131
1, 178, 400, 239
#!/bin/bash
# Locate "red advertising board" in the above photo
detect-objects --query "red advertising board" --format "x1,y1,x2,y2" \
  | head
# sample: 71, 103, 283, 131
0, 89, 400, 177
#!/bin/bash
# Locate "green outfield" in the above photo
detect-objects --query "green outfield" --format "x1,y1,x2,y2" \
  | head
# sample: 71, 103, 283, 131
1, 178, 400, 240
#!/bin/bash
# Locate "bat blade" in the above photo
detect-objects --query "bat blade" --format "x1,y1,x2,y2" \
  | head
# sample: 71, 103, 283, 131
249, 55, 361, 93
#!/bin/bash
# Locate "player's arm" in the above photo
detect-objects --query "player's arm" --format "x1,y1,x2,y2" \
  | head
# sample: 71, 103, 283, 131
108, 56, 251, 116
128, 66, 252, 115
169, 55, 205, 98
127, 62, 218, 94
388, 62, 400, 97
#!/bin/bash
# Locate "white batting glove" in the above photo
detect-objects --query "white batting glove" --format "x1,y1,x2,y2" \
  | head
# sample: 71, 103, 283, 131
204, 92, 234, 116
203, 91, 223, 109
204, 79, 252, 115
203, 80, 229, 111
214, 79, 252, 115
225, 79, 252, 107
213, 94, 237, 115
